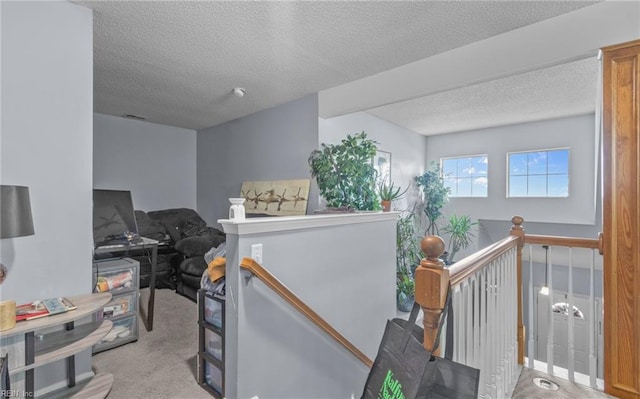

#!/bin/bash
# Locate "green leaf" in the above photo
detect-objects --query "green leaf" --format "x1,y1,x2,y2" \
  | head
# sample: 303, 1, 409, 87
309, 132, 380, 210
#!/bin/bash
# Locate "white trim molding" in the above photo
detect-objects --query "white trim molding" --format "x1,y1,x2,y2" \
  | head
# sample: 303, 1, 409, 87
218, 211, 399, 235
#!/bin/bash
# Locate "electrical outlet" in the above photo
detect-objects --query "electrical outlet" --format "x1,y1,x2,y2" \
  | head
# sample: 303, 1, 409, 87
251, 244, 263, 263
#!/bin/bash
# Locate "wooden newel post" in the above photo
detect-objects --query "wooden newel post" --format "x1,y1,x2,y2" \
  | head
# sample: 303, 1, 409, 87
414, 235, 449, 356
509, 216, 525, 365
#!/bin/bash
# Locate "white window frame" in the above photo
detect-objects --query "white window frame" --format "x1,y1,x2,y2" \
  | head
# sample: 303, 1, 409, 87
440, 154, 488, 198
506, 147, 570, 198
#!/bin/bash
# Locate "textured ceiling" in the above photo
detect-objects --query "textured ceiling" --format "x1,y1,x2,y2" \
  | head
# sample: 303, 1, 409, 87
368, 57, 599, 136
77, 0, 598, 132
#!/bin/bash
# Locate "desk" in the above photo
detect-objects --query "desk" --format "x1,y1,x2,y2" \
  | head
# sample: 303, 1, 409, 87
94, 237, 158, 331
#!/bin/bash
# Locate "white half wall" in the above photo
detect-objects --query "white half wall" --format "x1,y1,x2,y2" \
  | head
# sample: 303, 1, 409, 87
319, 111, 427, 211
219, 213, 397, 399
1, 0, 93, 392
93, 113, 197, 211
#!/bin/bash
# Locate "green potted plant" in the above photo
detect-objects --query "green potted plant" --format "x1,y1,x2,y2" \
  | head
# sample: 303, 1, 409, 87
308, 132, 381, 211
415, 161, 450, 235
378, 181, 409, 212
397, 271, 415, 312
442, 214, 477, 264
396, 208, 421, 311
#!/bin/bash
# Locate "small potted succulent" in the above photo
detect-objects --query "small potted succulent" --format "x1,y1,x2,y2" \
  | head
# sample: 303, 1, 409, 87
378, 181, 409, 212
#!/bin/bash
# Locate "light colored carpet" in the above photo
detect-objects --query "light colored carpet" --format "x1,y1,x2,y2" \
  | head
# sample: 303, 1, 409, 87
95, 291, 615, 399
92, 288, 211, 399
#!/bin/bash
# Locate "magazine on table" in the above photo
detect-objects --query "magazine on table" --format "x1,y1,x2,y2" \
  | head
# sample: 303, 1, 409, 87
16, 297, 77, 321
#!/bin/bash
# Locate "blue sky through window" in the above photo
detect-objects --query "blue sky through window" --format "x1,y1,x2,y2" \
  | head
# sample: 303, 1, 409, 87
508, 148, 569, 197
441, 155, 488, 197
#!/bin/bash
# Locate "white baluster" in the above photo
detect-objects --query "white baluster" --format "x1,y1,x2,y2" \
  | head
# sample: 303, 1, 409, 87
494, 259, 501, 398
496, 256, 504, 398
461, 283, 467, 363
589, 249, 597, 388
568, 247, 575, 382
504, 251, 510, 392
473, 274, 481, 371
512, 248, 518, 389
528, 245, 535, 368
510, 249, 516, 391
479, 268, 488, 398
489, 262, 497, 397
453, 284, 462, 363
504, 255, 510, 395
505, 252, 512, 392
547, 247, 554, 375
488, 265, 494, 398
466, 278, 474, 366
460, 282, 467, 364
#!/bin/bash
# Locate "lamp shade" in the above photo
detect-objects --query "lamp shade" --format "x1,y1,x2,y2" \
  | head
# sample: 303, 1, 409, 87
1, 185, 34, 239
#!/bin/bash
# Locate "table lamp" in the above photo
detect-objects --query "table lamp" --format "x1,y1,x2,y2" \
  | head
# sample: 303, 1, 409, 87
0, 185, 34, 330
1, 185, 35, 284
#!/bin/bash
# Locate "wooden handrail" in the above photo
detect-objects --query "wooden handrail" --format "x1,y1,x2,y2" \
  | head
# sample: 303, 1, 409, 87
239, 257, 373, 368
415, 216, 603, 374
448, 235, 519, 287
524, 234, 600, 249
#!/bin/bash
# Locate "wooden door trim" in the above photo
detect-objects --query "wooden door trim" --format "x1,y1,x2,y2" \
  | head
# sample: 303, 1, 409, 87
602, 38, 640, 399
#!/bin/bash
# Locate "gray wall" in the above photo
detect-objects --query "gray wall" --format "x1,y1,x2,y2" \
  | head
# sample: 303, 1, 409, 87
427, 114, 598, 226
426, 114, 599, 259
0, 0, 94, 392
197, 94, 320, 227
93, 113, 197, 211
319, 111, 427, 211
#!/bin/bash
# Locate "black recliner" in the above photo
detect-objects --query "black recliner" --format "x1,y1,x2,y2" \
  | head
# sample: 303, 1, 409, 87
145, 208, 226, 301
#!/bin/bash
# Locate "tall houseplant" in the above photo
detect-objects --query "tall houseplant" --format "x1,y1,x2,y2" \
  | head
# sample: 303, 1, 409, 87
308, 132, 380, 211
442, 214, 477, 264
396, 208, 421, 311
415, 161, 449, 235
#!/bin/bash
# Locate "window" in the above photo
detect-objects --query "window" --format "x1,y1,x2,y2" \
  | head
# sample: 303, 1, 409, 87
441, 155, 488, 197
507, 148, 569, 197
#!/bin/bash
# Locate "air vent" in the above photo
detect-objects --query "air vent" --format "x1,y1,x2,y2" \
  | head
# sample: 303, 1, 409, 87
122, 113, 147, 121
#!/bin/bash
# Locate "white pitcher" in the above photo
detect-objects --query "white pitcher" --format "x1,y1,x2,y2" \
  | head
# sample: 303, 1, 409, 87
228, 198, 246, 221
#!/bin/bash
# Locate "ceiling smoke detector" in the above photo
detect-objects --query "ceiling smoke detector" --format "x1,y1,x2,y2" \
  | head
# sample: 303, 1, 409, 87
232, 87, 245, 98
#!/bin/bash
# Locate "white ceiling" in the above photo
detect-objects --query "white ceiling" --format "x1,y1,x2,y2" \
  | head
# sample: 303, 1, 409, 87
77, 0, 603, 134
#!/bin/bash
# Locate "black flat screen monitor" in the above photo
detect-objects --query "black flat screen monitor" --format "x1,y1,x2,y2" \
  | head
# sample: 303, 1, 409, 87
92, 189, 138, 247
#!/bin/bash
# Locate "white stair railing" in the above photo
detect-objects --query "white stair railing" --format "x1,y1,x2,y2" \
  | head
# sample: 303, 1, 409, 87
447, 240, 520, 398
414, 216, 605, 398
523, 238, 603, 390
